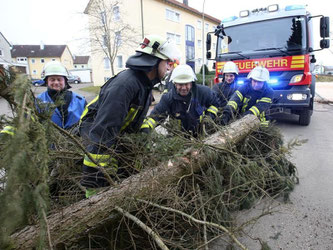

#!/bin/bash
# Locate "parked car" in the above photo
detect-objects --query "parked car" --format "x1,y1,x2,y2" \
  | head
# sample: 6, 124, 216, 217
67, 75, 81, 84
32, 79, 46, 86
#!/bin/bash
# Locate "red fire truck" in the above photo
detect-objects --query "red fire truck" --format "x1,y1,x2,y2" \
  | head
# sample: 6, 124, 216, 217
206, 4, 330, 125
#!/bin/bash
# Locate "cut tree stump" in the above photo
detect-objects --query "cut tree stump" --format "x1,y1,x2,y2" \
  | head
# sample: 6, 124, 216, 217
11, 115, 260, 249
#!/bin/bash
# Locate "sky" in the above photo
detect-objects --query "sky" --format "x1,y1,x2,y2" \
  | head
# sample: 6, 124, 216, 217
1, 0, 332, 63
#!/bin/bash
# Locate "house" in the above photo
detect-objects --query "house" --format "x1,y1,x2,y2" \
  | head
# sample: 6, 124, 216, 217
0, 32, 27, 73
73, 55, 90, 69
11, 44, 74, 80
84, 0, 220, 86
71, 55, 92, 83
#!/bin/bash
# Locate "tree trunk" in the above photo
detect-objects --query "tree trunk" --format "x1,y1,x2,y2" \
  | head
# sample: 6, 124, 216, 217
11, 115, 260, 249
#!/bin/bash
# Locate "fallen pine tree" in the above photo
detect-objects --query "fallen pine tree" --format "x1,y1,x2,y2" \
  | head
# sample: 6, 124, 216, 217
0, 72, 298, 249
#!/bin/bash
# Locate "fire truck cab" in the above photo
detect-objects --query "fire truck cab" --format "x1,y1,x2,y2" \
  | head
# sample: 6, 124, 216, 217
206, 4, 330, 125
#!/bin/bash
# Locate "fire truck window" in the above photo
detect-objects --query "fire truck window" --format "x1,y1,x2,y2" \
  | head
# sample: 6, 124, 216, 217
219, 16, 306, 56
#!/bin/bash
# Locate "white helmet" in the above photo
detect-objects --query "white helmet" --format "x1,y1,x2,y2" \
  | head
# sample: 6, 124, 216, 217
170, 64, 197, 84
42, 61, 69, 80
247, 66, 270, 82
222, 61, 239, 74
136, 35, 180, 61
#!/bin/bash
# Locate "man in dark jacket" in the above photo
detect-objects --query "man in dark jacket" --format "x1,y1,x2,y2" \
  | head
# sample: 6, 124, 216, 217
220, 66, 273, 127
212, 61, 239, 107
140, 64, 219, 137
79, 35, 180, 197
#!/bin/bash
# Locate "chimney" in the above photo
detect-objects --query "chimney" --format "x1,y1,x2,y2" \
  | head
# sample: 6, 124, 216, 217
183, 0, 188, 6
40, 41, 44, 50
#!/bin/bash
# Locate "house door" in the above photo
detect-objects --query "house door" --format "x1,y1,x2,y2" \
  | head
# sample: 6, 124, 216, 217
185, 25, 195, 70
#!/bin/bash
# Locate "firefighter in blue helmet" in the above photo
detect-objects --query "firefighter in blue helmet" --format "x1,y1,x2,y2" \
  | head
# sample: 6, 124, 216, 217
140, 64, 219, 137
79, 35, 179, 198
212, 61, 239, 107
220, 66, 273, 127
36, 61, 86, 129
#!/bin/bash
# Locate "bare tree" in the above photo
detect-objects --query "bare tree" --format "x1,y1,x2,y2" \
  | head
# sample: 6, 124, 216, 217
85, 0, 139, 75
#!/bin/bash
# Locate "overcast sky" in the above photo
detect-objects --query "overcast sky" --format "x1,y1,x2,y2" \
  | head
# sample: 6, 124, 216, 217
1, 0, 332, 63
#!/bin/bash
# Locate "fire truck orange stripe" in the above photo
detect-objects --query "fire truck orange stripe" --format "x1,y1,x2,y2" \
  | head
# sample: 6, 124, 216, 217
292, 55, 305, 60
290, 64, 304, 68
291, 60, 304, 64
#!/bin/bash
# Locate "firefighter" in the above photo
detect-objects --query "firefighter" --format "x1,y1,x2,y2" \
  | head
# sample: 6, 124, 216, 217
79, 35, 179, 197
36, 61, 87, 129
212, 61, 239, 107
140, 64, 219, 137
220, 66, 273, 127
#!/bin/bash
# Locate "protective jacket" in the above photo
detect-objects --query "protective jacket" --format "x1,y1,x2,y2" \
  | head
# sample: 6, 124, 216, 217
141, 84, 219, 136
79, 69, 153, 187
37, 91, 86, 129
212, 81, 238, 107
223, 82, 273, 127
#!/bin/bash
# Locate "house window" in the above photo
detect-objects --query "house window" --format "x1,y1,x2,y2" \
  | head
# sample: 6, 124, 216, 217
52, 58, 56, 61
185, 25, 195, 42
31, 58, 35, 63
104, 57, 110, 69
74, 65, 77, 68
205, 23, 209, 31
0, 49, 3, 56
32, 70, 37, 75
81, 65, 84, 68
101, 11, 106, 24
117, 55, 123, 68
41, 58, 45, 63
113, 6, 120, 21
166, 9, 180, 22
115, 31, 122, 47
166, 32, 181, 45
212, 26, 216, 32
197, 20, 202, 29
213, 43, 216, 50
197, 39, 202, 48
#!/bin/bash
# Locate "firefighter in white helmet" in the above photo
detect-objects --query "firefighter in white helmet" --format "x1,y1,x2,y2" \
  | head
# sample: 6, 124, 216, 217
140, 64, 220, 137
79, 35, 180, 198
212, 61, 239, 107
220, 66, 273, 127
36, 61, 86, 129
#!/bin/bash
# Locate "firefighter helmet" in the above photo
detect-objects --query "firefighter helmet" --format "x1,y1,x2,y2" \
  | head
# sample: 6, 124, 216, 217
170, 64, 197, 84
222, 61, 239, 75
247, 66, 270, 82
42, 61, 69, 80
136, 35, 180, 61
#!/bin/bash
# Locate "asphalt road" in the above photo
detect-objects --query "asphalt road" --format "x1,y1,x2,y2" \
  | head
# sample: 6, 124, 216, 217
1, 82, 333, 249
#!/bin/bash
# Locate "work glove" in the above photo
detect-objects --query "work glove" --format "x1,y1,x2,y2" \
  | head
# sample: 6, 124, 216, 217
219, 112, 231, 126
242, 111, 253, 117
201, 115, 216, 135
140, 127, 151, 134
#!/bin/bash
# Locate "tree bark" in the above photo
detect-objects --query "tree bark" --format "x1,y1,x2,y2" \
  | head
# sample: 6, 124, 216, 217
11, 115, 260, 249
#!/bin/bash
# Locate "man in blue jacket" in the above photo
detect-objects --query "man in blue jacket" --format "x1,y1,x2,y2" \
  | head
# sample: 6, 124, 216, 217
36, 61, 86, 129
140, 64, 219, 137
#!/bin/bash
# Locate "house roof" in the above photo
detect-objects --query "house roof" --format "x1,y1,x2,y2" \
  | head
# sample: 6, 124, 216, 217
74, 56, 90, 64
11, 45, 67, 58
84, 0, 220, 24
0, 32, 11, 47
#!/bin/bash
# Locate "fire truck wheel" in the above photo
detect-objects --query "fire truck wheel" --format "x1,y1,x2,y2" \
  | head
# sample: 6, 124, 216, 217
299, 109, 311, 126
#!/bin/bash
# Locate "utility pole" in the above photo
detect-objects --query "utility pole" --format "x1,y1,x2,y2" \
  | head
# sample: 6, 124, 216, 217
202, 0, 206, 85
